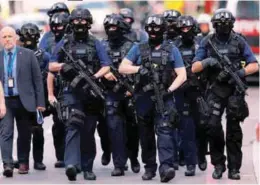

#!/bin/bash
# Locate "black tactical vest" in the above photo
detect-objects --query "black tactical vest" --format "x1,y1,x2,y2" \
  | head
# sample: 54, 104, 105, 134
102, 39, 134, 90
173, 38, 200, 66
205, 33, 246, 82
136, 42, 173, 93
63, 34, 100, 75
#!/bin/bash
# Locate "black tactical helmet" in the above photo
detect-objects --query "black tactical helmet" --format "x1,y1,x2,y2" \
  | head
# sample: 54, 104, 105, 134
17, 23, 41, 49
211, 8, 235, 28
50, 13, 69, 39
145, 14, 166, 32
163, 9, 181, 22
69, 8, 93, 33
104, 13, 130, 41
211, 9, 235, 36
47, 2, 70, 17
145, 14, 166, 46
176, 15, 196, 33
103, 13, 130, 31
176, 15, 197, 43
17, 23, 41, 42
119, 8, 134, 23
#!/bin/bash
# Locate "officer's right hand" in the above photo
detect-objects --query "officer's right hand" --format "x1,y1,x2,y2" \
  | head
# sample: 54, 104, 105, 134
104, 72, 118, 81
201, 57, 218, 68
138, 65, 149, 76
48, 95, 58, 106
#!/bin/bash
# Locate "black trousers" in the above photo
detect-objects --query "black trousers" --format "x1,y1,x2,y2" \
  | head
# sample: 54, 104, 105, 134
206, 92, 243, 170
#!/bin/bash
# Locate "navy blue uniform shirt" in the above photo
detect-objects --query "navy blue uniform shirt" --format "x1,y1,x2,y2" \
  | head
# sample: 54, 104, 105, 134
193, 34, 257, 64
50, 37, 111, 67
126, 42, 184, 69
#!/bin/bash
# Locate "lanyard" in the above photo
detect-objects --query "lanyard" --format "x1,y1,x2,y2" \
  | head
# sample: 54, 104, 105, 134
5, 49, 17, 77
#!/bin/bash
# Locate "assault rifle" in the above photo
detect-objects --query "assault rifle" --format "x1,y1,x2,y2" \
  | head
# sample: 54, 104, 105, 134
208, 39, 248, 95
61, 47, 106, 100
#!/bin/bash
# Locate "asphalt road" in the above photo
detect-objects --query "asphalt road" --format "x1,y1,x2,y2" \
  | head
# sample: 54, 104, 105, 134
0, 87, 259, 184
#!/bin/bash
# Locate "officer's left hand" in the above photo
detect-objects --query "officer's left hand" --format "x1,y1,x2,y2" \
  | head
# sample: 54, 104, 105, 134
105, 72, 117, 81
37, 107, 46, 112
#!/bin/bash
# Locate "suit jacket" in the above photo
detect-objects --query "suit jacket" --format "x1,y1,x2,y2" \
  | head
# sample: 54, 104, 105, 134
0, 46, 45, 112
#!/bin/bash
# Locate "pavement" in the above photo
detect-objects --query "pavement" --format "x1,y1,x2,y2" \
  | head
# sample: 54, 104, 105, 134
0, 87, 259, 184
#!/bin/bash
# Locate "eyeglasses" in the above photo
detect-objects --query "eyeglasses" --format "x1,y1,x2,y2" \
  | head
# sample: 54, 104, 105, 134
146, 16, 163, 25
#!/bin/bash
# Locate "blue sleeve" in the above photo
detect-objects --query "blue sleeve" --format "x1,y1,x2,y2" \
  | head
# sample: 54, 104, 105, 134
242, 41, 257, 64
192, 37, 208, 63
94, 39, 112, 66
50, 39, 64, 62
43, 52, 51, 69
39, 32, 49, 51
139, 30, 149, 42
171, 46, 184, 68
125, 44, 140, 65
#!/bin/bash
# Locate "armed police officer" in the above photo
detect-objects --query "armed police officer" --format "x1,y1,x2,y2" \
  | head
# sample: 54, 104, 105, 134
49, 8, 111, 181
39, 2, 70, 54
192, 9, 259, 180
46, 12, 69, 168
16, 23, 50, 171
173, 15, 209, 175
163, 9, 184, 168
163, 9, 181, 42
119, 14, 187, 182
101, 13, 140, 175
119, 8, 148, 42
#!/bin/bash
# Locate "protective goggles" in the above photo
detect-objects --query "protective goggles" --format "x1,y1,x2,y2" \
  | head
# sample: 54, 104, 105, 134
177, 19, 193, 28
103, 17, 119, 25
146, 16, 163, 26
20, 28, 38, 35
163, 10, 179, 18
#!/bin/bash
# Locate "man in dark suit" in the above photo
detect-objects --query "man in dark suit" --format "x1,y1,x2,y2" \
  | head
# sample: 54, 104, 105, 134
0, 26, 45, 177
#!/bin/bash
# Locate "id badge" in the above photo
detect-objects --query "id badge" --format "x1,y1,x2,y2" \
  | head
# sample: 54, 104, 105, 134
8, 77, 14, 88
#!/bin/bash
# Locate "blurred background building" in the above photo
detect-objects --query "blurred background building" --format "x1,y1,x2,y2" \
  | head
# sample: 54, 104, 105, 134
0, 0, 259, 61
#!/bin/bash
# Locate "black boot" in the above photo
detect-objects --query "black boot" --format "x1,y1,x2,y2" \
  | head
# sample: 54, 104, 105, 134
83, 171, 96, 180
212, 164, 226, 179
101, 152, 111, 166
185, 165, 196, 176
111, 168, 124, 176
198, 157, 207, 171
13, 160, 19, 169
130, 159, 140, 173
124, 164, 128, 171
228, 169, 240, 180
178, 150, 185, 166
55, 161, 65, 168
160, 168, 175, 183
142, 171, 156, 180
65, 165, 77, 181
173, 162, 179, 170
34, 162, 46, 170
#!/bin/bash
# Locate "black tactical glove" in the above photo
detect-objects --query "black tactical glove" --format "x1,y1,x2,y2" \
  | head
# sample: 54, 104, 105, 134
217, 70, 230, 82
201, 57, 218, 69
228, 68, 246, 84
138, 65, 149, 76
